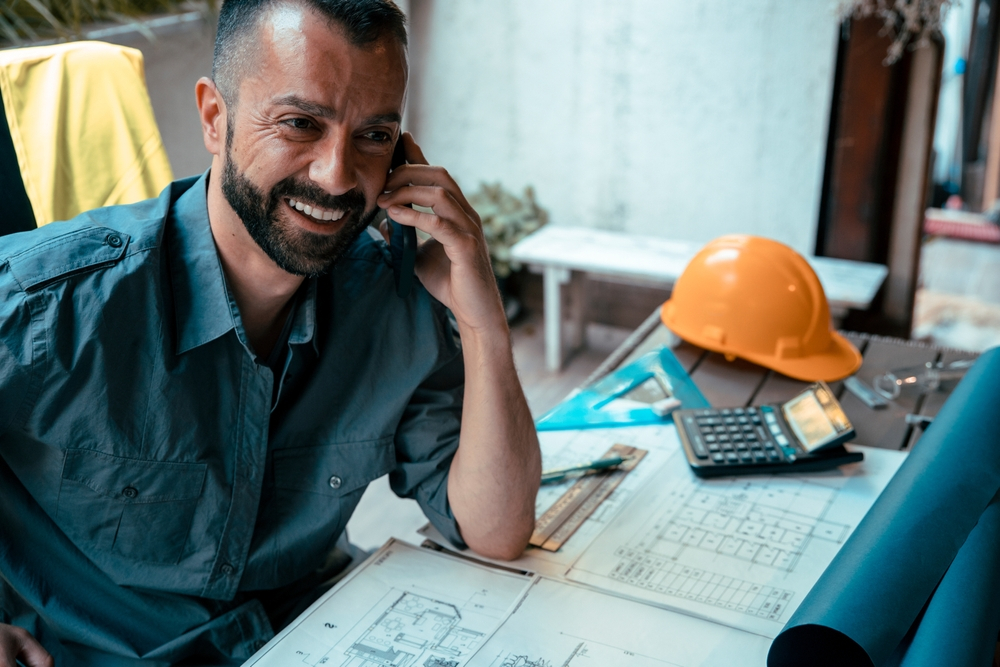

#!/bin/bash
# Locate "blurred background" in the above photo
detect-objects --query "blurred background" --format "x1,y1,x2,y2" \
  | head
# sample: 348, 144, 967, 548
2, 0, 999, 376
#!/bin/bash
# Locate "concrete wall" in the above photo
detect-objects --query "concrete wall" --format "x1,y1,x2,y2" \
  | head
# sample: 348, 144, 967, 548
407, 0, 841, 255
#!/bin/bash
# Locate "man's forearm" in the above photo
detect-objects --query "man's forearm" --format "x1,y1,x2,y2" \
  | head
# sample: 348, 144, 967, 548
447, 324, 540, 561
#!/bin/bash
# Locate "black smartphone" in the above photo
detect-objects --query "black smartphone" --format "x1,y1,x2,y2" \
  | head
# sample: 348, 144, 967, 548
387, 138, 416, 298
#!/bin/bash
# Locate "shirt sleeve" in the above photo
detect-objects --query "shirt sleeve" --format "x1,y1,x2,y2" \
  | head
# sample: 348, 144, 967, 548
387, 304, 467, 549
0, 263, 36, 436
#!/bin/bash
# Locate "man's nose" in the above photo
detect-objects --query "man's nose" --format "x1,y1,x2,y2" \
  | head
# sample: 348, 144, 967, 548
309, 132, 358, 196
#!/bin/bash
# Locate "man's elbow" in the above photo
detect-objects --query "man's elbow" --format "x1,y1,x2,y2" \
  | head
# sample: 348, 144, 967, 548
463, 515, 534, 561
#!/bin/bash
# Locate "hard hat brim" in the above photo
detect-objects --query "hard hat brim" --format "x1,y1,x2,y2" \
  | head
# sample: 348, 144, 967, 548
741, 329, 863, 382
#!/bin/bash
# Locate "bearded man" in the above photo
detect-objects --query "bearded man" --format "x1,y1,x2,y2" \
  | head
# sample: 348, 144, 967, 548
0, 1, 540, 665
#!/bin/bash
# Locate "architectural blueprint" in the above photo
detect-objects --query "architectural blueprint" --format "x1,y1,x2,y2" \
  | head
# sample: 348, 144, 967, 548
567, 445, 907, 637
421, 424, 683, 578
466, 577, 771, 667
243, 540, 534, 667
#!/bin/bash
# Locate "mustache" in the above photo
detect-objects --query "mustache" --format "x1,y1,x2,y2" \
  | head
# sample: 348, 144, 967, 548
270, 177, 368, 214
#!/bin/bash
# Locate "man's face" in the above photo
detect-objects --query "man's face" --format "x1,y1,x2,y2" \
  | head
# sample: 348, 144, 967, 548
219, 4, 407, 276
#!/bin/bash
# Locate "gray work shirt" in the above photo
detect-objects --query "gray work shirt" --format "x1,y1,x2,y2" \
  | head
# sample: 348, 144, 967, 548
0, 172, 465, 665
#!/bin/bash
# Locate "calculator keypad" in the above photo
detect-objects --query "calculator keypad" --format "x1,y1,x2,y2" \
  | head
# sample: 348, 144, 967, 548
688, 408, 785, 466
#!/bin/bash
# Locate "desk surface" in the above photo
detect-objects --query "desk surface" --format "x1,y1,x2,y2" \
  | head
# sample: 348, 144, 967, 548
587, 310, 980, 451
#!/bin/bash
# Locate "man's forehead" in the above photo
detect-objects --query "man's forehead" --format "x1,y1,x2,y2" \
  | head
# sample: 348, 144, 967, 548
248, 3, 407, 109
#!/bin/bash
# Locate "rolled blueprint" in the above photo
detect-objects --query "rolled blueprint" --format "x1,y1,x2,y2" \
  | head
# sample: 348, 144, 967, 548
768, 346, 1000, 667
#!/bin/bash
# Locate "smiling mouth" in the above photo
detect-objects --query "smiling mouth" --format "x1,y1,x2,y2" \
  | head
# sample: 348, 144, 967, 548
287, 198, 346, 223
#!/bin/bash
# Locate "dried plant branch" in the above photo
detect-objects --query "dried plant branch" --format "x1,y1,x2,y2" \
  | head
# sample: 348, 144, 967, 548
840, 0, 955, 64
1, 0, 212, 44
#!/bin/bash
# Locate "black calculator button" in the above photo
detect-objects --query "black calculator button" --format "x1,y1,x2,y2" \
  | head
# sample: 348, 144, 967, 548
735, 443, 748, 451
704, 434, 717, 443
708, 444, 720, 453
756, 426, 769, 440
752, 416, 762, 425
728, 425, 740, 433
753, 452, 767, 462
721, 409, 732, 415
733, 408, 745, 415
737, 416, 749, 424
713, 425, 726, 434
721, 443, 734, 452
718, 434, 731, 443
724, 417, 736, 425
724, 453, 738, 463
767, 451, 781, 461
746, 432, 758, 441
711, 453, 725, 463
739, 452, 752, 462
741, 424, 754, 432
689, 436, 709, 459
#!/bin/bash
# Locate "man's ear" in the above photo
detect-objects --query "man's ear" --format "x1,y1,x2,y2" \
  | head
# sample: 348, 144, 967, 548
195, 77, 228, 157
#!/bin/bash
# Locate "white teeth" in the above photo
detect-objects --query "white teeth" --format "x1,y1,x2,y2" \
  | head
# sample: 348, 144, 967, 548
288, 198, 344, 223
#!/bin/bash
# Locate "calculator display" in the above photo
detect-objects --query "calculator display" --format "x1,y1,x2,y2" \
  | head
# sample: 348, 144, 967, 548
782, 384, 851, 452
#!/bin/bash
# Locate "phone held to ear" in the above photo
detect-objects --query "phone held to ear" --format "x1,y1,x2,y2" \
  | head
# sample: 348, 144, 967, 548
387, 138, 417, 298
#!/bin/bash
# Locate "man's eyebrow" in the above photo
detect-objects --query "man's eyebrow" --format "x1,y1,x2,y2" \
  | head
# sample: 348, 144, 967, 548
272, 95, 336, 119
361, 112, 402, 126
270, 96, 401, 126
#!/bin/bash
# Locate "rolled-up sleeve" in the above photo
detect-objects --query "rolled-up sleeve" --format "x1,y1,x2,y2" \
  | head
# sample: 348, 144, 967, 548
0, 264, 36, 436
388, 306, 467, 549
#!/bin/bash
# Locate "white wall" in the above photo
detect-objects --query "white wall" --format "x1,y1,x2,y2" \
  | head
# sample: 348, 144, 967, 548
407, 0, 841, 256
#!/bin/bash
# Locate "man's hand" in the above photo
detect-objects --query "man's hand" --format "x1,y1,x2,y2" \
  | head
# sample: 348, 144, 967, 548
377, 134, 541, 560
0, 624, 52, 667
377, 133, 505, 334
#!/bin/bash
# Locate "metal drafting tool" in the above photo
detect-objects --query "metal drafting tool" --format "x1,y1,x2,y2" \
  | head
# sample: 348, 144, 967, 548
529, 444, 647, 552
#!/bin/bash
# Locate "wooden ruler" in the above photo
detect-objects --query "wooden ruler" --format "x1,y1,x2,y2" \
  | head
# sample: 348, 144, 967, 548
529, 444, 647, 552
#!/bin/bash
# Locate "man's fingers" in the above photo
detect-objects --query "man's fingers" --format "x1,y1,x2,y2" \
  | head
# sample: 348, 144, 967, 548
380, 185, 471, 233
0, 626, 53, 667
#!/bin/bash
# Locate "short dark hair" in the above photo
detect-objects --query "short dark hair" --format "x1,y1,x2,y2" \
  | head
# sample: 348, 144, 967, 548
213, 0, 407, 104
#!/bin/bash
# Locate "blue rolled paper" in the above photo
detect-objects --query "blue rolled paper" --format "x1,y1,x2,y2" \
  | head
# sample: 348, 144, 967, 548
768, 346, 1000, 667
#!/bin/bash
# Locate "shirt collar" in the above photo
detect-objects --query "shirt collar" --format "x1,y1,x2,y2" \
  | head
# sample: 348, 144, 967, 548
168, 171, 237, 355
168, 170, 319, 356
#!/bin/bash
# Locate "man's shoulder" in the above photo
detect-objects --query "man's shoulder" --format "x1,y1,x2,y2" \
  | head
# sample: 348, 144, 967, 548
0, 177, 198, 293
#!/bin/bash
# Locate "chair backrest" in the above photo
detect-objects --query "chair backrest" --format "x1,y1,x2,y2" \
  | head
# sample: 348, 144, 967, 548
0, 41, 173, 235
0, 92, 35, 237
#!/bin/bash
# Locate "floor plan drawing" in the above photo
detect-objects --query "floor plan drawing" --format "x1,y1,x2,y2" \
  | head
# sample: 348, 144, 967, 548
339, 592, 482, 667
244, 540, 534, 667
465, 577, 772, 667
567, 446, 907, 637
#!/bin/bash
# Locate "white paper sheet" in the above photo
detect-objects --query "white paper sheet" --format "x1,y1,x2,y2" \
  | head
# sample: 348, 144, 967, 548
566, 445, 907, 638
466, 578, 772, 667
243, 540, 534, 667
421, 424, 684, 577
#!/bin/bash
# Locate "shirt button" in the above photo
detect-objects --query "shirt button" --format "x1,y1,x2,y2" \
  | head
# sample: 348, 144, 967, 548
328, 475, 342, 489
121, 486, 139, 499
106, 234, 123, 248
220, 563, 235, 575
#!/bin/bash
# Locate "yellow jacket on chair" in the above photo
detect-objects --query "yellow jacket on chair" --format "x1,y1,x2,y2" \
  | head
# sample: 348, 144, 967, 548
0, 41, 173, 227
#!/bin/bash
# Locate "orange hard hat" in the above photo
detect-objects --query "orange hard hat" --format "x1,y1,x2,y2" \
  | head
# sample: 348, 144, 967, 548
661, 235, 861, 382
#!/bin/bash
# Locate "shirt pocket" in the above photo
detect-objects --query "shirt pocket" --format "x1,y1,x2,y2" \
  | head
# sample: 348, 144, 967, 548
56, 449, 207, 565
272, 437, 396, 544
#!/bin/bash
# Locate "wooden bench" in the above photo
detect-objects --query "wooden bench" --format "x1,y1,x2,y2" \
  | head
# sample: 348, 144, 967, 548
510, 226, 890, 370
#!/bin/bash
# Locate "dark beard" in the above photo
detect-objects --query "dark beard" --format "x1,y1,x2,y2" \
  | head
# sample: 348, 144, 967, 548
220, 147, 379, 277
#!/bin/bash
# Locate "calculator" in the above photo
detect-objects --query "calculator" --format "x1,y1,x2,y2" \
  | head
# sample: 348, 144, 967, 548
674, 382, 862, 477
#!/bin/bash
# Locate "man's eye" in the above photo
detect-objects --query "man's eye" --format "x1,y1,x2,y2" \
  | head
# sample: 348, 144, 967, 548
363, 131, 392, 143
285, 118, 314, 130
